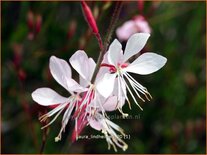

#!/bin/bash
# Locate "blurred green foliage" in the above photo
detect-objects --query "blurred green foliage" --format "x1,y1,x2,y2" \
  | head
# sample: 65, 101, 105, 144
2, 1, 206, 154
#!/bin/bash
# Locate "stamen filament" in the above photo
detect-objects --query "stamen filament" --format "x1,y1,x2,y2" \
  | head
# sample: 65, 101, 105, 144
119, 73, 143, 111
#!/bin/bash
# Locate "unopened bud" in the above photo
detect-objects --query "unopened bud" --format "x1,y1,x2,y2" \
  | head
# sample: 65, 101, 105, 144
12, 43, 23, 68
93, 5, 99, 20
137, 0, 144, 14
81, 1, 99, 34
18, 68, 27, 81
102, 1, 112, 10
79, 37, 86, 50
27, 11, 34, 31
67, 20, 77, 39
35, 14, 42, 34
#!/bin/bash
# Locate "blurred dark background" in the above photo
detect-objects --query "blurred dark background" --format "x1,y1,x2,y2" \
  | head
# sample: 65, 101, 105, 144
1, 1, 206, 154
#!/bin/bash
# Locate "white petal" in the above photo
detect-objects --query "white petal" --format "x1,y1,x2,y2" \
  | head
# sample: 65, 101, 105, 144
123, 33, 150, 62
125, 52, 167, 75
49, 56, 72, 91
79, 58, 96, 87
31, 88, 68, 106
108, 39, 122, 66
96, 73, 116, 98
69, 50, 88, 80
89, 118, 102, 131
102, 96, 119, 111
66, 78, 87, 92
88, 58, 96, 81
79, 76, 88, 88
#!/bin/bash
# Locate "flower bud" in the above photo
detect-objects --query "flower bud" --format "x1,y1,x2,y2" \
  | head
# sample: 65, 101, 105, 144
67, 20, 77, 40
18, 68, 27, 81
81, 1, 99, 34
27, 11, 34, 31
35, 14, 42, 34
137, 0, 144, 14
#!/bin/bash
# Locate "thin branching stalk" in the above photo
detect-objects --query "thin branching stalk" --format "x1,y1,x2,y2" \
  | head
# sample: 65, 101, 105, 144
18, 75, 39, 152
91, 2, 123, 84
39, 113, 50, 154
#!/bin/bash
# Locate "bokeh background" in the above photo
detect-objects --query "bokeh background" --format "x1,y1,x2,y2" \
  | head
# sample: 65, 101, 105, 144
1, 1, 206, 154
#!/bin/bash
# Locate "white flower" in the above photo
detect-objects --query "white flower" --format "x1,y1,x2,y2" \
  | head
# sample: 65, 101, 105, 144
32, 56, 87, 142
89, 112, 128, 152
69, 51, 127, 142
96, 33, 167, 112
69, 50, 122, 118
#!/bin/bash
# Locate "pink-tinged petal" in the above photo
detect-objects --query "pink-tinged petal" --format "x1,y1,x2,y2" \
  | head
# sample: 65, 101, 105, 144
31, 88, 68, 106
102, 96, 119, 111
123, 33, 150, 62
134, 16, 151, 34
49, 56, 72, 91
102, 51, 110, 64
116, 20, 138, 41
79, 58, 95, 87
124, 52, 167, 75
69, 50, 88, 80
96, 73, 116, 98
69, 50, 96, 83
88, 58, 96, 81
108, 39, 122, 66
89, 118, 102, 131
66, 78, 87, 92
96, 52, 111, 81
79, 76, 88, 88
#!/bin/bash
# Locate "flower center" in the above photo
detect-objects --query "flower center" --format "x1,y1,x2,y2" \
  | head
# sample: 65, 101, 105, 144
101, 63, 128, 73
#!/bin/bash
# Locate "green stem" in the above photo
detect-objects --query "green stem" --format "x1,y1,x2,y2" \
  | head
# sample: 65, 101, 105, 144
91, 2, 123, 84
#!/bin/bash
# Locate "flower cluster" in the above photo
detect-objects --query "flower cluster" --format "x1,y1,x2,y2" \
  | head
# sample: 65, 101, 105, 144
32, 33, 167, 151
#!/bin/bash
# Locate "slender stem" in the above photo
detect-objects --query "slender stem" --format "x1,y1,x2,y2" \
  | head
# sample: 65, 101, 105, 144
39, 127, 49, 154
91, 2, 123, 84
39, 111, 50, 154
17, 74, 39, 151
95, 32, 103, 50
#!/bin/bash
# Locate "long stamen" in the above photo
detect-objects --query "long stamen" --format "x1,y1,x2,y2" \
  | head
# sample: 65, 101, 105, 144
55, 98, 76, 142
124, 74, 146, 102
124, 72, 148, 95
41, 107, 65, 129
101, 118, 128, 151
119, 73, 143, 111
124, 72, 152, 100
94, 113, 127, 152
39, 103, 67, 122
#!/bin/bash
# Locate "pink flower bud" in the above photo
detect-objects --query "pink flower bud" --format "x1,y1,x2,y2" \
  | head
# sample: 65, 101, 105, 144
27, 11, 34, 31
137, 0, 144, 14
81, 1, 99, 34
12, 43, 23, 68
18, 68, 27, 81
67, 20, 77, 39
35, 14, 42, 34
